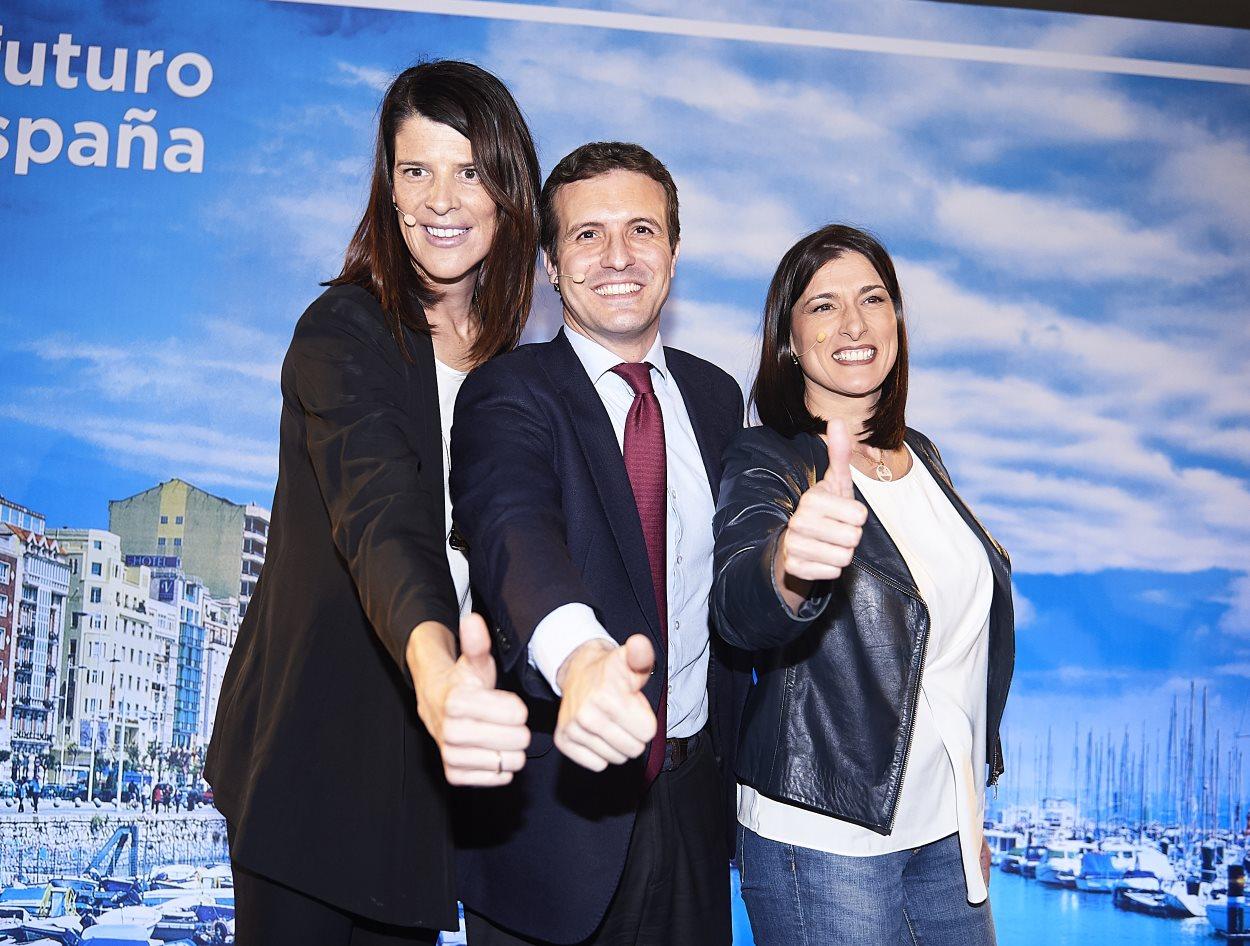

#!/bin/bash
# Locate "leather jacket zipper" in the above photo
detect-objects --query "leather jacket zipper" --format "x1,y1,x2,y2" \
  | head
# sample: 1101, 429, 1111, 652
851, 558, 931, 833
990, 738, 1004, 788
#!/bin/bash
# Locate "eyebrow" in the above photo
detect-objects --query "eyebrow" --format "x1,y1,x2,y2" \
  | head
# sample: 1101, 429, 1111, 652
564, 215, 665, 237
394, 159, 476, 169
802, 284, 887, 306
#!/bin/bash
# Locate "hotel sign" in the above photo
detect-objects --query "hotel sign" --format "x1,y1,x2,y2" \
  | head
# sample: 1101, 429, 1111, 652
124, 554, 181, 569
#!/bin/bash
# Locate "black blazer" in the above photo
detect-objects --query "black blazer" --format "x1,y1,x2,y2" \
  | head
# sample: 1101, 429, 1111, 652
204, 284, 462, 929
449, 328, 745, 944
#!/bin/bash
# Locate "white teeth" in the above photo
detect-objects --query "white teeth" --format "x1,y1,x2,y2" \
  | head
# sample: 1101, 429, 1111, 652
426, 226, 467, 238
833, 348, 875, 363
593, 283, 642, 296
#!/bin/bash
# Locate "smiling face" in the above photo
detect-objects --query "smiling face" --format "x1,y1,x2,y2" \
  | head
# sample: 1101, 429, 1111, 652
791, 251, 899, 409
544, 169, 678, 358
391, 114, 498, 289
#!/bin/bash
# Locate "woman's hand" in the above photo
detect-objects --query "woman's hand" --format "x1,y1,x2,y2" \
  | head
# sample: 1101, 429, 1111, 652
981, 838, 992, 887
774, 418, 868, 612
407, 613, 530, 786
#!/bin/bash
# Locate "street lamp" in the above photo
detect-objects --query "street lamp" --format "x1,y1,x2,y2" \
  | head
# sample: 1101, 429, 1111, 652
107, 655, 124, 803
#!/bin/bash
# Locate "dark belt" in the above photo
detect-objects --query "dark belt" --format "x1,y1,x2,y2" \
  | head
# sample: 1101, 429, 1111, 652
660, 729, 703, 773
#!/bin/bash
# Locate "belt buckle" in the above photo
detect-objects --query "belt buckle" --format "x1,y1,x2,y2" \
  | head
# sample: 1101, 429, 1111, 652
663, 734, 694, 772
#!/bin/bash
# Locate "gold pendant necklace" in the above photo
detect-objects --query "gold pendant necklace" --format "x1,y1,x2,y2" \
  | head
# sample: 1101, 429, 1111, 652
856, 447, 893, 482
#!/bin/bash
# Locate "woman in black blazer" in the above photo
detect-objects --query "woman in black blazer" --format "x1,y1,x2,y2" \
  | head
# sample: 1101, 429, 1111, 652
204, 61, 541, 944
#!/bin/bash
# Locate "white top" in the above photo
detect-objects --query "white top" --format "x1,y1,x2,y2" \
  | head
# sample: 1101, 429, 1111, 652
738, 444, 993, 903
434, 358, 471, 619
526, 330, 716, 739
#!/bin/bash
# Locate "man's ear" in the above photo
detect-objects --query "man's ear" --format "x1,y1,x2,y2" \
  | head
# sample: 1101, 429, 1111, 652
670, 240, 681, 277
543, 250, 559, 286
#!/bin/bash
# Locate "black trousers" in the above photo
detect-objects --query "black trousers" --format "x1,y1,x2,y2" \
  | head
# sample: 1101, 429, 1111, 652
466, 733, 731, 946
232, 858, 440, 946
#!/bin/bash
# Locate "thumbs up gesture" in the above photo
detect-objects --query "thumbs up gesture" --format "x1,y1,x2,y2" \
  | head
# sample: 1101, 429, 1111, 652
408, 612, 531, 787
775, 418, 869, 608
553, 634, 659, 772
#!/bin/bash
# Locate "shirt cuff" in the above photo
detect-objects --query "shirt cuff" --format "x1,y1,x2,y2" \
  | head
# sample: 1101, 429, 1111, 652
528, 603, 616, 696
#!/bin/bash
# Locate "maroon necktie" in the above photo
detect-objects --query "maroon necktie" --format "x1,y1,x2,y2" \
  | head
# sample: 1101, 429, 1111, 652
610, 362, 667, 783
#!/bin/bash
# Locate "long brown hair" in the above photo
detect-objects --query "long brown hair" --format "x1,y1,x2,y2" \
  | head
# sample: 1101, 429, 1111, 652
751, 224, 909, 450
329, 60, 541, 367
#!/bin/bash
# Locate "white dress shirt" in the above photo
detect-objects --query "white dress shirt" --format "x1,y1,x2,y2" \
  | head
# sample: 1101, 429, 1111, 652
434, 358, 471, 619
737, 445, 993, 902
527, 329, 716, 739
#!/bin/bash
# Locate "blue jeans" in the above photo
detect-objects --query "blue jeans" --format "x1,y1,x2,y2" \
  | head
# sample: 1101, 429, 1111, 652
737, 826, 996, 946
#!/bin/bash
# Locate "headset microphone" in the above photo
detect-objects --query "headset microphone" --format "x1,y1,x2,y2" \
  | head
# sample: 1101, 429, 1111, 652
555, 273, 587, 284
392, 201, 417, 228
794, 331, 828, 358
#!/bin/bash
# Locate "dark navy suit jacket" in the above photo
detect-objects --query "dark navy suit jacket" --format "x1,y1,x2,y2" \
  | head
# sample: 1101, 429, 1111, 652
449, 328, 746, 944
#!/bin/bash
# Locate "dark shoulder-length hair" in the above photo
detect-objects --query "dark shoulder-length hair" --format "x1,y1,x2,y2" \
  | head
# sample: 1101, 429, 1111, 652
328, 60, 541, 367
750, 224, 909, 450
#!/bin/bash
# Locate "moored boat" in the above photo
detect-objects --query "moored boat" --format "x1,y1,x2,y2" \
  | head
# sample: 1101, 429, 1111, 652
1037, 841, 1086, 888
1075, 851, 1124, 893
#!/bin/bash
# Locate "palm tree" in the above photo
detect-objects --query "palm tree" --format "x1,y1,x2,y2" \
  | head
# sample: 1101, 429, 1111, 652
145, 741, 162, 782
59, 736, 77, 784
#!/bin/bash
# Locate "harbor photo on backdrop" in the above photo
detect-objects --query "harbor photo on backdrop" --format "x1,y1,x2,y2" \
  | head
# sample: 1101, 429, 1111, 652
1, 0, 1248, 943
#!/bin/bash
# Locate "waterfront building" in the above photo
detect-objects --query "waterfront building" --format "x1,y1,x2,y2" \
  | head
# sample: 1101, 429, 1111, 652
146, 567, 207, 749
48, 529, 180, 784
198, 595, 239, 744
1, 523, 69, 778
143, 589, 178, 752
0, 529, 19, 750
0, 495, 46, 536
108, 480, 269, 617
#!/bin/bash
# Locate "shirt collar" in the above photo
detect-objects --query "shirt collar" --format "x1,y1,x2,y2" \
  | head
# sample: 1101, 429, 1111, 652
564, 326, 669, 387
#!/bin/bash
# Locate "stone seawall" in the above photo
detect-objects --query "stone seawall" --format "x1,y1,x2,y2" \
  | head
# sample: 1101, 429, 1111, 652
0, 810, 229, 884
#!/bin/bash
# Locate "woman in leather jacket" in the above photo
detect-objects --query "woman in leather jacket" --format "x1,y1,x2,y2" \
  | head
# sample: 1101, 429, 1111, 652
712, 224, 1014, 945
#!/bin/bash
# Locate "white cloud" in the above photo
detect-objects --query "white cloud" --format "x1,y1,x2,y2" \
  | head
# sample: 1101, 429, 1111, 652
663, 297, 760, 392
900, 259, 1250, 464
334, 61, 392, 92
494, 31, 882, 147
1219, 574, 1250, 639
7, 318, 287, 495
1012, 582, 1036, 627
0, 408, 277, 495
933, 182, 1232, 284
20, 319, 286, 419
678, 179, 804, 278
906, 368, 1250, 575
269, 190, 362, 271
1155, 139, 1250, 239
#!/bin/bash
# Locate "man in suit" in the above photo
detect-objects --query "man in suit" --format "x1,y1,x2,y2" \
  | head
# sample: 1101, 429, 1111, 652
450, 142, 744, 945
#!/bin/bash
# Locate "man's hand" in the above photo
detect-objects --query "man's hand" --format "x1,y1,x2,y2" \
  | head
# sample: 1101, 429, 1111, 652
407, 613, 530, 787
774, 417, 869, 611
553, 634, 658, 772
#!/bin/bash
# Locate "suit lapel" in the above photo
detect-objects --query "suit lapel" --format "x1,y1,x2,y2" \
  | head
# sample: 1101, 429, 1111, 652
666, 349, 721, 498
539, 330, 662, 643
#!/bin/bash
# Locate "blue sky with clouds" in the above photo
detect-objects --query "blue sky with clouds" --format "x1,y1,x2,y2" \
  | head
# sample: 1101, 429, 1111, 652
3, 0, 1249, 803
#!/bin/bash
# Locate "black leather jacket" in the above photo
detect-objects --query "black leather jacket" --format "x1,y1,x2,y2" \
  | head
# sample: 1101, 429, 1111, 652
712, 425, 1015, 834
